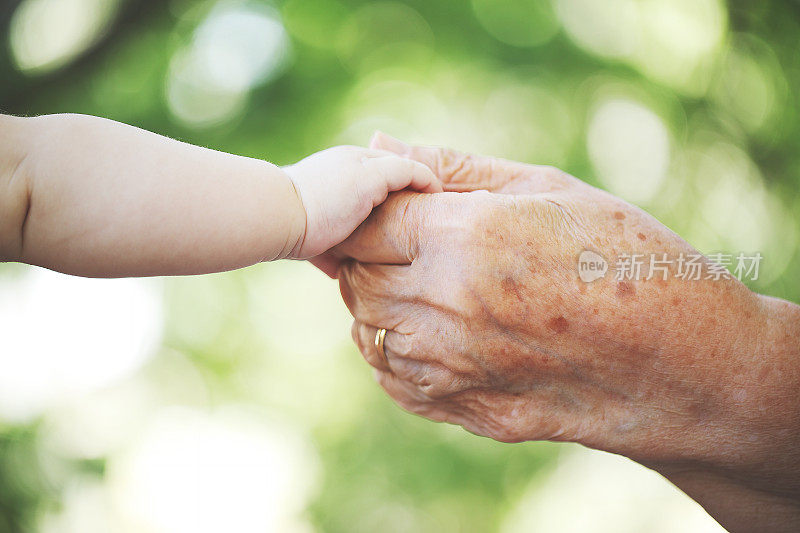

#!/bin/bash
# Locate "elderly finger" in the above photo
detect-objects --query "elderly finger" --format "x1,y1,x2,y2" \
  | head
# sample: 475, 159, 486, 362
370, 131, 574, 194
370, 132, 498, 191
338, 261, 416, 326
333, 192, 428, 264
351, 320, 411, 372
352, 320, 475, 400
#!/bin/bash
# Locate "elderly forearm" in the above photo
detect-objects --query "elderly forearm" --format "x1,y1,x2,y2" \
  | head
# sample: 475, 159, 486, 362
646, 294, 800, 532
0, 113, 305, 277
657, 467, 800, 533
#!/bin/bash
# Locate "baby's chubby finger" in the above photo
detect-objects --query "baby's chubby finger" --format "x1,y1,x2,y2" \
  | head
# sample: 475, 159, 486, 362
360, 153, 443, 195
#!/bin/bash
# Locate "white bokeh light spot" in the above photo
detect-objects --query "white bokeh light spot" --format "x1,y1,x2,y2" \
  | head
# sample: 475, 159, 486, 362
0, 268, 162, 422
588, 98, 670, 204
108, 407, 318, 533
557, 0, 726, 94
167, 1, 291, 128
556, 0, 639, 59
9, 0, 122, 74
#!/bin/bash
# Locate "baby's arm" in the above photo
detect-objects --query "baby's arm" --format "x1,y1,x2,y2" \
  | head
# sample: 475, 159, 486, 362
0, 113, 305, 276
0, 114, 439, 277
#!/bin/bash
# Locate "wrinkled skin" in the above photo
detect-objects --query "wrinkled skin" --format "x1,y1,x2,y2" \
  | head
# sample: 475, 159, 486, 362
333, 133, 800, 532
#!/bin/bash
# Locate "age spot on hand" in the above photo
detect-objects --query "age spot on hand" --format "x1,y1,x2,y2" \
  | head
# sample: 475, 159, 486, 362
637, 232, 647, 241
613, 211, 626, 220
547, 315, 569, 333
616, 281, 635, 298
501, 276, 525, 301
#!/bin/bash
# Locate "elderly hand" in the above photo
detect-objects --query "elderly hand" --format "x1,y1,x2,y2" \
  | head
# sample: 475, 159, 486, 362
334, 133, 800, 532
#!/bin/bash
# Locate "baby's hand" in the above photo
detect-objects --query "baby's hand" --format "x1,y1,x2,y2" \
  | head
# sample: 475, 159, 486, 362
283, 146, 442, 274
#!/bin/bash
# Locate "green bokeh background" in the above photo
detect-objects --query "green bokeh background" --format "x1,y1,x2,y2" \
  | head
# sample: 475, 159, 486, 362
0, 0, 798, 531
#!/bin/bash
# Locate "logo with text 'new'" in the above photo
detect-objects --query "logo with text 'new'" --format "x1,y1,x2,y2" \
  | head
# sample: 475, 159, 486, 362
578, 251, 608, 282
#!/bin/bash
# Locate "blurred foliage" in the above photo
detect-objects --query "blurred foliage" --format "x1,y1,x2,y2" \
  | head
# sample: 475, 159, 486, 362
0, 0, 798, 531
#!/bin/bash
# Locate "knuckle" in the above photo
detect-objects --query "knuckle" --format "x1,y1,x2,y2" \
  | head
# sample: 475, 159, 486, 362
374, 372, 426, 409
419, 370, 461, 399
388, 332, 414, 358
441, 151, 474, 181
390, 357, 425, 383
535, 164, 567, 183
404, 362, 465, 400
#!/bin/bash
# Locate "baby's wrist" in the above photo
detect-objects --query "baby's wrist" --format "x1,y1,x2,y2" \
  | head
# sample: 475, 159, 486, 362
279, 164, 309, 260
0, 115, 34, 262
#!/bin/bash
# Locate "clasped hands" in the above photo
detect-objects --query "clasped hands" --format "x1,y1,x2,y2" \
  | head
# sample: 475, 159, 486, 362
323, 132, 800, 532
3, 112, 797, 530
